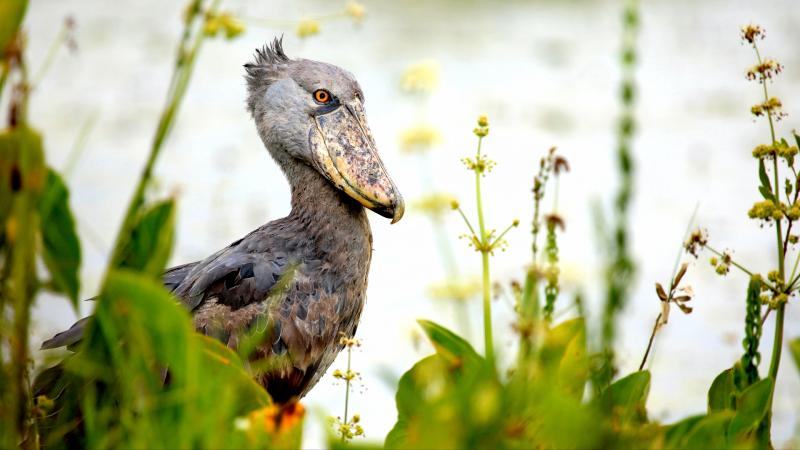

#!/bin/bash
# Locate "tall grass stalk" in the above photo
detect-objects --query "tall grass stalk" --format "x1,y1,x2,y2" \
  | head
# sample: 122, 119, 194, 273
750, 37, 788, 401
598, 0, 639, 389
473, 135, 495, 366
453, 115, 518, 368
109, 0, 221, 267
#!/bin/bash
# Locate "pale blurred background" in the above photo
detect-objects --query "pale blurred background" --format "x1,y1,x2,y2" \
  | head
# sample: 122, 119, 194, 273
24, 0, 800, 447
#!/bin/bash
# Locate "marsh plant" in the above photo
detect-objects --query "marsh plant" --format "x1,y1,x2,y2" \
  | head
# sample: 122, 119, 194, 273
1, 0, 800, 447
382, 22, 800, 450
330, 335, 365, 443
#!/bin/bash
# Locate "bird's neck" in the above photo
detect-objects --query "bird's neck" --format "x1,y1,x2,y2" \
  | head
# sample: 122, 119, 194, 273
284, 159, 372, 261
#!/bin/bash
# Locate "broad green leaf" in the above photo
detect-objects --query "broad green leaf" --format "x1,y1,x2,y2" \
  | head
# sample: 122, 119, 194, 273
385, 355, 453, 449
539, 318, 584, 370
116, 199, 175, 277
58, 269, 274, 448
598, 370, 651, 424
0, 0, 26, 58
556, 319, 588, 399
708, 368, 736, 412
417, 319, 481, 368
684, 412, 734, 449
728, 377, 772, 437
663, 414, 706, 450
790, 337, 800, 374
39, 168, 81, 306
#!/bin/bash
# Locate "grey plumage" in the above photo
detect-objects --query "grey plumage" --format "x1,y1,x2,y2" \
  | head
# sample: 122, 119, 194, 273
41, 37, 403, 404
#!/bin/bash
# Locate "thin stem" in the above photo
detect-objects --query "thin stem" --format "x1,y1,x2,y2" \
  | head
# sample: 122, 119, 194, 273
753, 39, 786, 429
490, 221, 517, 248
31, 20, 70, 88
474, 135, 494, 366
455, 206, 478, 239
639, 313, 662, 371
704, 245, 759, 279
767, 303, 785, 381
109, 0, 219, 266
342, 346, 351, 442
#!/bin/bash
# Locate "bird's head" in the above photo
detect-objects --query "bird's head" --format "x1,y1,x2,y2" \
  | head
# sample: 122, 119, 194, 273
244, 38, 404, 224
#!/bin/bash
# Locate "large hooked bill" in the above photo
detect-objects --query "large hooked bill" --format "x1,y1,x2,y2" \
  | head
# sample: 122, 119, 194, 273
309, 101, 404, 223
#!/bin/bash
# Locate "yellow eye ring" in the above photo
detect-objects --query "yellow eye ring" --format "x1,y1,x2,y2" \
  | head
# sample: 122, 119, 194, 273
313, 89, 332, 104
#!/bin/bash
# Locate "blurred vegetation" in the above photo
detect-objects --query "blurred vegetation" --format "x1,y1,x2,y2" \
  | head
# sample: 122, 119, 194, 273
0, 0, 798, 449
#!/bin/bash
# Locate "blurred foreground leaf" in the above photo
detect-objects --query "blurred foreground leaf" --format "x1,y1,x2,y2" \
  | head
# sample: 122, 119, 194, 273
36, 270, 276, 449
0, 0, 26, 58
39, 168, 81, 306
790, 337, 800, 374
417, 319, 481, 369
115, 199, 175, 277
596, 370, 651, 425
708, 368, 736, 412
727, 377, 772, 437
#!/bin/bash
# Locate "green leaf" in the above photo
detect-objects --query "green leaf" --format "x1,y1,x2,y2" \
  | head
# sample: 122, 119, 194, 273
417, 319, 481, 368
708, 368, 736, 412
39, 168, 81, 306
555, 320, 588, 398
684, 412, 734, 449
597, 370, 651, 424
728, 377, 772, 437
0, 0, 26, 58
663, 414, 706, 450
758, 159, 773, 200
790, 337, 800, 374
116, 199, 175, 277
758, 185, 774, 201
539, 318, 584, 369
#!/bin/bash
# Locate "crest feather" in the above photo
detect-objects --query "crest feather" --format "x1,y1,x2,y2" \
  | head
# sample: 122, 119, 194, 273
244, 36, 291, 117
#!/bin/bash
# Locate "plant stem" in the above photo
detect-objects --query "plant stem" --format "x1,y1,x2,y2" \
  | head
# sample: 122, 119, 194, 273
342, 347, 351, 442
474, 136, 494, 366
639, 313, 661, 371
109, 0, 219, 267
752, 39, 786, 433
767, 304, 785, 381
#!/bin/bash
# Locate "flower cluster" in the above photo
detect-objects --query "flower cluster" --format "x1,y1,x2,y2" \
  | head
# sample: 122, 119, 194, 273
330, 335, 364, 442
461, 154, 496, 175
746, 59, 783, 83
400, 59, 441, 94
741, 24, 765, 44
345, 1, 366, 23
751, 140, 798, 159
203, 11, 245, 39
296, 19, 320, 38
413, 192, 456, 220
474, 114, 490, 137
400, 124, 442, 154
751, 97, 787, 121
428, 277, 481, 302
331, 414, 364, 442
683, 228, 709, 257
748, 199, 800, 222
709, 251, 732, 276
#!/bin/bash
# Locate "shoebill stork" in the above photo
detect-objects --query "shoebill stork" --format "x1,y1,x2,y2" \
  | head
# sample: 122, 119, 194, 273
41, 38, 404, 404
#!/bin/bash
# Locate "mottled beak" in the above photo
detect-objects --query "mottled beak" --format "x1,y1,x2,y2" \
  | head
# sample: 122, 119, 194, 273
309, 100, 404, 223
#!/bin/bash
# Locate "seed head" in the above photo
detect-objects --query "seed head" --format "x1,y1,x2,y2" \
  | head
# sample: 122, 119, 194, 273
296, 19, 321, 38
741, 24, 765, 44
684, 228, 709, 257
345, 1, 366, 23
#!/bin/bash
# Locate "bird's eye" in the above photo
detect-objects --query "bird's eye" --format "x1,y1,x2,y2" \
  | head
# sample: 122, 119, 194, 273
313, 89, 332, 104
